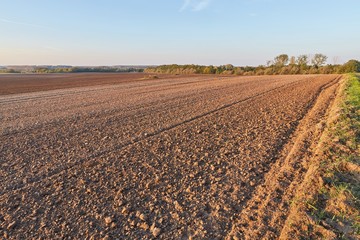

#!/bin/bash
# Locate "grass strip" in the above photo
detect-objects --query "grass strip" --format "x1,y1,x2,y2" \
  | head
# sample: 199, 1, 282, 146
307, 73, 360, 239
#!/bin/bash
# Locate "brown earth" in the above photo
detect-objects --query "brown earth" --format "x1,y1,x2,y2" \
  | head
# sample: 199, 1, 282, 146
0, 74, 340, 239
0, 73, 191, 95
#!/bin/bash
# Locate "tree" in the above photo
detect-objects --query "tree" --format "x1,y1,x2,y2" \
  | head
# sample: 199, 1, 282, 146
340, 60, 360, 73
289, 56, 296, 65
224, 64, 234, 70
274, 54, 289, 66
215, 66, 225, 74
296, 55, 309, 66
311, 53, 328, 67
203, 66, 215, 74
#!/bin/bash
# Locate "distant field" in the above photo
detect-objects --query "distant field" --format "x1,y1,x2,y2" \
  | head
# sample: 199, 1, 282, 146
0, 73, 168, 95
0, 74, 341, 239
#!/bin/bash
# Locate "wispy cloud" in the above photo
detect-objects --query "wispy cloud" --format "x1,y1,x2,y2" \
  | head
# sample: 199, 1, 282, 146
0, 18, 49, 29
44, 46, 62, 51
179, 0, 212, 12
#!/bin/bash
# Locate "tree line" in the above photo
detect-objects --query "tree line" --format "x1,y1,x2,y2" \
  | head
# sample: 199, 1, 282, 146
1, 54, 359, 75
144, 54, 360, 75
0, 66, 145, 74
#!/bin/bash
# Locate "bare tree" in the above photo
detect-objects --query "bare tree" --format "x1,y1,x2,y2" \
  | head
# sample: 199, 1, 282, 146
274, 54, 289, 66
332, 56, 340, 65
311, 53, 328, 67
289, 56, 296, 65
296, 55, 308, 66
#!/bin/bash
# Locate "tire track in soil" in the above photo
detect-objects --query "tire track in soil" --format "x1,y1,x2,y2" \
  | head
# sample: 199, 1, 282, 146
0, 76, 273, 136
0, 77, 306, 195
0, 76, 242, 134
0, 75, 303, 186
227, 76, 341, 239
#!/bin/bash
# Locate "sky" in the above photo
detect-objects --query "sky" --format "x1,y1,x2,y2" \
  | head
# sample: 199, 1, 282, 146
0, 0, 359, 66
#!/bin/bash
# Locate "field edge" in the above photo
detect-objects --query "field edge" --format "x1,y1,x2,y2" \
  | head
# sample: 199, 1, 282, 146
226, 75, 341, 239
280, 74, 360, 239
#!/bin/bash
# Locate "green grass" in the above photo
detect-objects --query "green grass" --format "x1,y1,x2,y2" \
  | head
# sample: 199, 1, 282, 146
345, 74, 360, 149
346, 74, 360, 106
306, 73, 360, 238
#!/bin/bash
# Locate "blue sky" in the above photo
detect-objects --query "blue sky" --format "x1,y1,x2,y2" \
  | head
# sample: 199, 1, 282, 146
1, 0, 359, 66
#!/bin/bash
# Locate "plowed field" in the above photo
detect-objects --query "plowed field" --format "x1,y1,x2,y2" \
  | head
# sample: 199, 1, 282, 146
0, 74, 340, 239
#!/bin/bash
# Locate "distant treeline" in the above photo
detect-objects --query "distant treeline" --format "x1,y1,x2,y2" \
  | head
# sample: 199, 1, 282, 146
0, 66, 145, 74
2, 54, 359, 75
145, 54, 360, 75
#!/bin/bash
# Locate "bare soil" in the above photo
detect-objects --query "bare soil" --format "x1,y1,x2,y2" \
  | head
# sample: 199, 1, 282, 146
0, 74, 340, 239
0, 73, 188, 95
